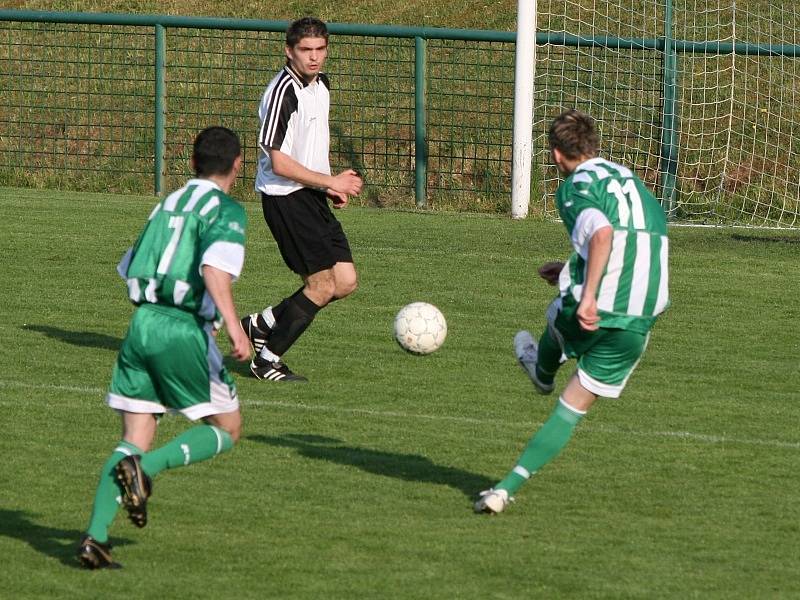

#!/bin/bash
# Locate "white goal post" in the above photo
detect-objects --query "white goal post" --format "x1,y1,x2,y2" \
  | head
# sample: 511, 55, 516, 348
511, 0, 537, 219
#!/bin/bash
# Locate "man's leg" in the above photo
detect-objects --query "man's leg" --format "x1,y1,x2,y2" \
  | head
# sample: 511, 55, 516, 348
262, 261, 356, 356
85, 412, 156, 542
79, 413, 157, 569
138, 410, 239, 478
475, 375, 596, 514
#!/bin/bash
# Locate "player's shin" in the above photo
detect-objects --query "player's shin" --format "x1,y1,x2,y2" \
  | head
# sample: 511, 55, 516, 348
495, 398, 585, 495
86, 441, 143, 543
266, 289, 321, 356
139, 425, 233, 478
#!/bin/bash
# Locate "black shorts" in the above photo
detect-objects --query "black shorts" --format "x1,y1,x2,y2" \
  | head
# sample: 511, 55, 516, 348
261, 188, 353, 276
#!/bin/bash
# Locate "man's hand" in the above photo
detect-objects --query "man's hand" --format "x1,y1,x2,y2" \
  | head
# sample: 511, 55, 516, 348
577, 295, 600, 331
226, 323, 251, 361
327, 190, 349, 208
328, 169, 362, 197
537, 261, 565, 286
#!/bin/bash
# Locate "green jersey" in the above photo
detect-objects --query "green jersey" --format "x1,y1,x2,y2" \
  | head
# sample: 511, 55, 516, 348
118, 178, 247, 322
556, 157, 669, 333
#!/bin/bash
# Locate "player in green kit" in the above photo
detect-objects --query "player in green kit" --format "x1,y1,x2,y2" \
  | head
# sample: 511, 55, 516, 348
475, 109, 670, 514
77, 127, 251, 568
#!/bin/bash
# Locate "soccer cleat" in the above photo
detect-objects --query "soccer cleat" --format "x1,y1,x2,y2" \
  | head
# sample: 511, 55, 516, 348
249, 356, 307, 382
514, 330, 555, 395
76, 535, 121, 569
474, 488, 514, 515
240, 313, 272, 354
114, 455, 152, 529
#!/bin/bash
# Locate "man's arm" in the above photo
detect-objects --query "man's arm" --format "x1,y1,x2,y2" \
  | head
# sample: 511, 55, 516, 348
576, 225, 612, 331
202, 265, 250, 361
270, 149, 362, 197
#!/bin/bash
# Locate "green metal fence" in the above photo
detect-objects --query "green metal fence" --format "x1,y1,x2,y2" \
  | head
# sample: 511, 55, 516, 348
0, 11, 519, 211
0, 8, 799, 225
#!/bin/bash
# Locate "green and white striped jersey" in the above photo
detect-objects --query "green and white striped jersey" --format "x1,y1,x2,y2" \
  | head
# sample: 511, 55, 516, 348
117, 179, 247, 322
556, 157, 669, 332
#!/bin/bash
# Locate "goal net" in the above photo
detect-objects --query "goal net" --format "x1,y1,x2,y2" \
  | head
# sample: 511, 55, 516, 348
532, 1, 800, 227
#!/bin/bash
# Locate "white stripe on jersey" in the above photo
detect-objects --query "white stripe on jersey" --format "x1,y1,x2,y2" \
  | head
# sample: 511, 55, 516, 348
578, 161, 611, 180
627, 232, 652, 316
183, 184, 212, 213
573, 172, 592, 184
173, 280, 191, 305
262, 76, 294, 149
655, 237, 670, 313
127, 277, 141, 303
144, 278, 158, 303
148, 202, 162, 221
163, 187, 183, 212
199, 196, 220, 216
597, 230, 628, 312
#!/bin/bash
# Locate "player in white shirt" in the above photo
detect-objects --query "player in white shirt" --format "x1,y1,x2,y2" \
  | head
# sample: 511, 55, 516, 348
242, 17, 363, 382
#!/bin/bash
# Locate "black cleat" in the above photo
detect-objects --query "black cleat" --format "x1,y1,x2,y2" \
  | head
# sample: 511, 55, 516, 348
76, 535, 121, 569
240, 313, 272, 354
114, 455, 152, 528
250, 356, 307, 382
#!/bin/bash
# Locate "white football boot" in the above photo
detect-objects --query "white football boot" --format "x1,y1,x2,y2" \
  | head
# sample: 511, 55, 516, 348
474, 488, 514, 514
513, 330, 555, 395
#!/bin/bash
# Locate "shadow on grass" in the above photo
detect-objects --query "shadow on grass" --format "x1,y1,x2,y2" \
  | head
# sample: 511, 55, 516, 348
22, 324, 121, 351
224, 356, 253, 378
247, 433, 494, 499
0, 508, 132, 569
731, 233, 800, 244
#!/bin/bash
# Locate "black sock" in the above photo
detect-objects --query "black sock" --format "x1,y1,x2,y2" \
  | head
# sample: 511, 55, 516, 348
256, 288, 301, 331
267, 289, 322, 356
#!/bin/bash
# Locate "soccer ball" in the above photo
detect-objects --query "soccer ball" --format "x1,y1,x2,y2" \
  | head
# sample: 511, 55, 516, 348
393, 302, 447, 355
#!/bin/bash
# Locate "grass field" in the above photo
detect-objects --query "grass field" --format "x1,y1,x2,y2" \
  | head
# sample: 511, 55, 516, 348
1, 187, 799, 598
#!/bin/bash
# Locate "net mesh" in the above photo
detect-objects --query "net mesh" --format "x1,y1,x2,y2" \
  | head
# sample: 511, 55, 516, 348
535, 0, 800, 227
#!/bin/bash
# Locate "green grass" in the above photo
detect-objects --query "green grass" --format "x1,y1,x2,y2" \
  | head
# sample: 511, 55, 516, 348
1, 187, 799, 598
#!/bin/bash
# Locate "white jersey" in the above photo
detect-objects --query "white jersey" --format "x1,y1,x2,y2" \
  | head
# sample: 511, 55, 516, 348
255, 64, 331, 196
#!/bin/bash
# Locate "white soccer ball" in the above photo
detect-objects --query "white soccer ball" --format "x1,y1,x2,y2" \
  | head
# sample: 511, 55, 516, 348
394, 302, 447, 355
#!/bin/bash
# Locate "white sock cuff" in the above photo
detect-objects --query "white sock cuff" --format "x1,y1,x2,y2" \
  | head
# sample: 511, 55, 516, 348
261, 306, 276, 329
259, 347, 281, 363
559, 396, 587, 416
512, 465, 532, 479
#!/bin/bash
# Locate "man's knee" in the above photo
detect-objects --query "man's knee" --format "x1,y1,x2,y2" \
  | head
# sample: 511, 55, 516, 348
205, 412, 242, 444
336, 275, 358, 299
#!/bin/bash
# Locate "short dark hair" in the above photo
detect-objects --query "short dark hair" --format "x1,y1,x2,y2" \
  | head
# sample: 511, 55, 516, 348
548, 109, 600, 160
286, 16, 328, 48
192, 126, 241, 177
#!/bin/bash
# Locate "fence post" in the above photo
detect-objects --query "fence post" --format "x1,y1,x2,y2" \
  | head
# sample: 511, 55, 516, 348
414, 36, 427, 208
658, 0, 679, 217
154, 23, 166, 196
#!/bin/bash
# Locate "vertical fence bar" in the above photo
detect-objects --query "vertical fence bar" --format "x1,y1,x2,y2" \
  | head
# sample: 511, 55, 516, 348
414, 36, 427, 208
154, 23, 166, 195
658, 0, 679, 217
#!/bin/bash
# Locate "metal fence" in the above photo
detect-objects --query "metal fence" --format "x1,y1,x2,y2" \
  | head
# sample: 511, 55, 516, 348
0, 11, 517, 211
1, 9, 799, 225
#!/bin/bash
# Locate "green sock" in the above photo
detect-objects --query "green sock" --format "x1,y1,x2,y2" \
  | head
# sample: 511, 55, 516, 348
140, 425, 233, 478
86, 440, 142, 543
535, 328, 564, 386
495, 399, 585, 495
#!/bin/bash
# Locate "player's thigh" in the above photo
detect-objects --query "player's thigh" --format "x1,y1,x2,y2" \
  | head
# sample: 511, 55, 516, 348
577, 329, 650, 398
108, 309, 163, 410
262, 189, 351, 275
144, 318, 213, 411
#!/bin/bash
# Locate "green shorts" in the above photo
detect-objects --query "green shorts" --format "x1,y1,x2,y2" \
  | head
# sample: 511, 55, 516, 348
547, 297, 650, 398
107, 303, 239, 420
